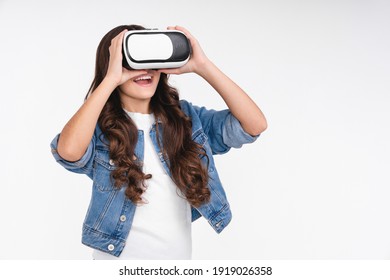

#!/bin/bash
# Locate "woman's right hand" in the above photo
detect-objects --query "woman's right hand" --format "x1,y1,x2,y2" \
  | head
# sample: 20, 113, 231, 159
105, 29, 147, 86
57, 29, 148, 162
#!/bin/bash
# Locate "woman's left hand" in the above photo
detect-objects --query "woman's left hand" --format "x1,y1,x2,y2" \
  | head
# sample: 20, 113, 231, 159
160, 27, 267, 136
158, 25, 209, 75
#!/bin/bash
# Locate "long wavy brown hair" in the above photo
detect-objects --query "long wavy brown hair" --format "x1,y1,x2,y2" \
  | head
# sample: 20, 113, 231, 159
86, 24, 210, 207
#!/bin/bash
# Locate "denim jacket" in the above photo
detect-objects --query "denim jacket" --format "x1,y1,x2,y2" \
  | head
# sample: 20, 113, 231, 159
50, 100, 259, 256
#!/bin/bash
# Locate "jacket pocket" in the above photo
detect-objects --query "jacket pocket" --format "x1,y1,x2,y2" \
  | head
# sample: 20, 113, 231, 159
93, 149, 116, 192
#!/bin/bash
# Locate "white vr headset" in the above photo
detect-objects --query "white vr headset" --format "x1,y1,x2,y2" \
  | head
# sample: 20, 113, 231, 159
122, 30, 191, 70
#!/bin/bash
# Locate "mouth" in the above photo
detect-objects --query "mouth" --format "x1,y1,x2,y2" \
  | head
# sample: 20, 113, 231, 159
133, 74, 153, 86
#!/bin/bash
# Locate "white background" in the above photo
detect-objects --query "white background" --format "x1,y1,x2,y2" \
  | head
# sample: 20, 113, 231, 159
0, 0, 389, 260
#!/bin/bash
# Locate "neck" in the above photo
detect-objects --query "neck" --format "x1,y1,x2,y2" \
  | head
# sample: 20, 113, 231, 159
120, 96, 151, 114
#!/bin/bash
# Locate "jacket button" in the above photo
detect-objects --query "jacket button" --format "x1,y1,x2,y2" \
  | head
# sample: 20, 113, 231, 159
120, 215, 126, 222
109, 159, 114, 166
108, 244, 115, 251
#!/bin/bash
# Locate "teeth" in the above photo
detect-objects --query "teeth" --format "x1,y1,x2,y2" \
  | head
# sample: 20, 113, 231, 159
134, 75, 152, 81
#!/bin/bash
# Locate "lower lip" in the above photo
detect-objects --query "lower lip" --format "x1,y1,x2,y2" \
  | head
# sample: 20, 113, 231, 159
134, 79, 153, 87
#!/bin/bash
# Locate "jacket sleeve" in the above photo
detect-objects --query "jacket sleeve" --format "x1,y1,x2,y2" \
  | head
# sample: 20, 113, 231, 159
189, 102, 260, 155
50, 133, 96, 179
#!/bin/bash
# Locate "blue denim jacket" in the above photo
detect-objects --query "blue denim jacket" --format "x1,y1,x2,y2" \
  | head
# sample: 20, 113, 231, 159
50, 100, 259, 256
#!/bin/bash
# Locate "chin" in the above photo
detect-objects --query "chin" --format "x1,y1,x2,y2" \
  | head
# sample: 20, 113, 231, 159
119, 86, 157, 100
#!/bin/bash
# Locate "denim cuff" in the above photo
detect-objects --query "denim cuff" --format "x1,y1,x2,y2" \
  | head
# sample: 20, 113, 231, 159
50, 134, 95, 170
222, 113, 260, 149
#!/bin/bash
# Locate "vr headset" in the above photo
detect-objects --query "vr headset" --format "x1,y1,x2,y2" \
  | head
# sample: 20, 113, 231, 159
122, 30, 191, 70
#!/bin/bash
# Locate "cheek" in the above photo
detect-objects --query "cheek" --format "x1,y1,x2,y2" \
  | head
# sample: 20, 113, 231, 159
119, 81, 150, 95
119, 80, 134, 92
154, 74, 161, 85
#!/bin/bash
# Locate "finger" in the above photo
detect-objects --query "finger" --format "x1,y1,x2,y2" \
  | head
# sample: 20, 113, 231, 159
124, 68, 148, 78
173, 25, 193, 38
132, 69, 148, 76
116, 30, 126, 52
119, 29, 128, 39
158, 68, 181, 75
120, 69, 148, 85
110, 29, 127, 49
116, 29, 127, 48
173, 25, 187, 33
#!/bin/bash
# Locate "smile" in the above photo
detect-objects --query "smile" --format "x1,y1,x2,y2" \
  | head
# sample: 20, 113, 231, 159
133, 75, 153, 86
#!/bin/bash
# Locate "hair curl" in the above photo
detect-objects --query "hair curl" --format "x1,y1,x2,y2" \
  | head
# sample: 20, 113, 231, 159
86, 25, 210, 207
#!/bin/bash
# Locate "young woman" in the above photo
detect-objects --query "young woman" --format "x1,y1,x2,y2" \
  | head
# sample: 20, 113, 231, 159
50, 24, 267, 259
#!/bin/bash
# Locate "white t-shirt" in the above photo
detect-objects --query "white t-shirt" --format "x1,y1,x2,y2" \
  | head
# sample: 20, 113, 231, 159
93, 111, 192, 260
